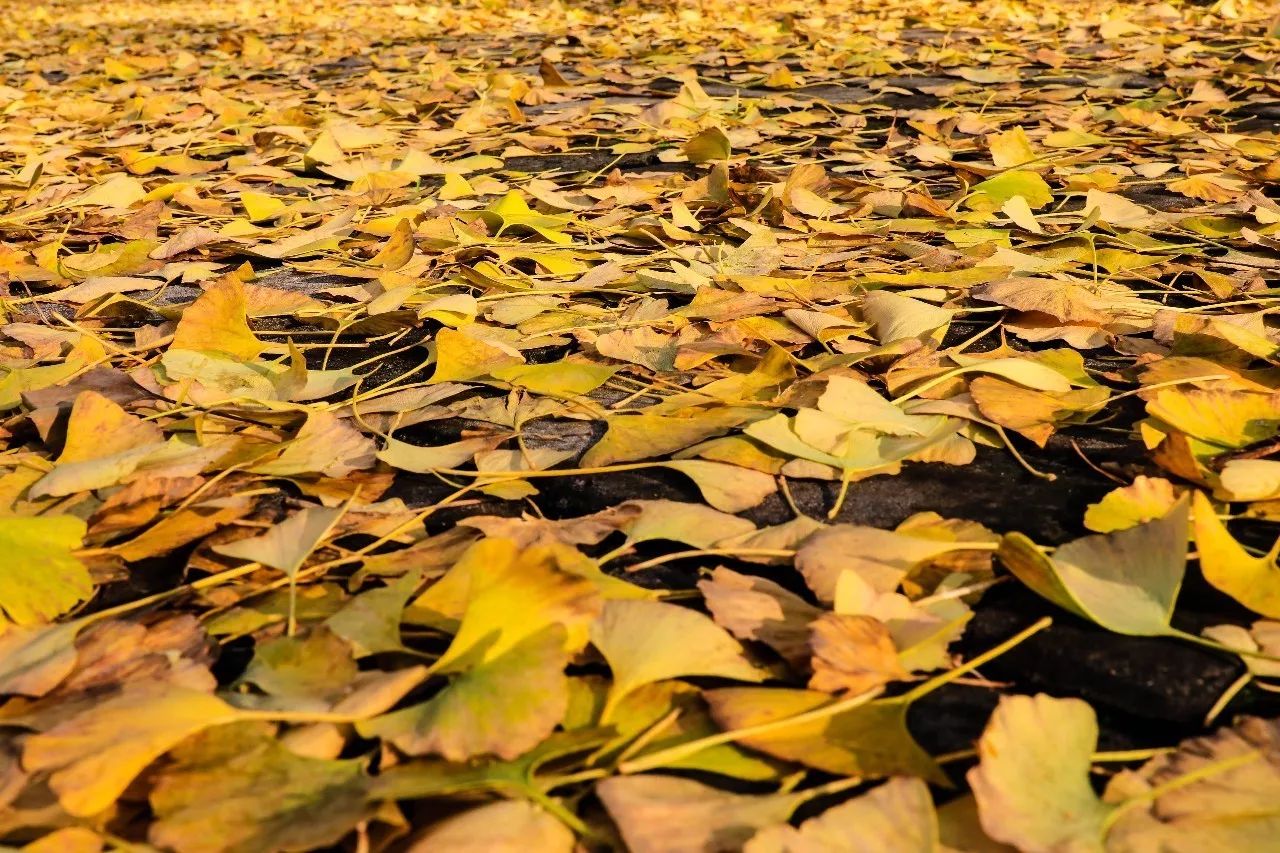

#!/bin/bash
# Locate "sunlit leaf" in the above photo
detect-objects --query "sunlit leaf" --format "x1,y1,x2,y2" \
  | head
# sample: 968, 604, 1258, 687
590, 599, 768, 718
968, 694, 1110, 852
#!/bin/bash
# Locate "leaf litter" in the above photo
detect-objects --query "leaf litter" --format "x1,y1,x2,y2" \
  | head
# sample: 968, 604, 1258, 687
2, 0, 1280, 848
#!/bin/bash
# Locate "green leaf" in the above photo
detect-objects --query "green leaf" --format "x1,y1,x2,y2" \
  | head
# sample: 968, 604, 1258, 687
969, 171, 1053, 210
240, 627, 359, 698
213, 504, 345, 578
998, 496, 1189, 636
359, 626, 568, 761
149, 723, 372, 853
704, 687, 947, 785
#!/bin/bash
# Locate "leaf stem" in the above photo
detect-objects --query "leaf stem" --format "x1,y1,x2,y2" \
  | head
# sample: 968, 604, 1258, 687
902, 616, 1053, 702
617, 687, 885, 775
622, 548, 796, 572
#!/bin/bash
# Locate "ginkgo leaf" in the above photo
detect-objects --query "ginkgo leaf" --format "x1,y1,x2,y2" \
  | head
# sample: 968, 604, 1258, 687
251, 411, 377, 478
0, 619, 82, 697
989, 126, 1038, 168
170, 276, 265, 361
861, 291, 955, 344
0, 515, 92, 629
241, 627, 358, 698
582, 409, 752, 467
477, 192, 573, 244
684, 126, 732, 163
241, 190, 287, 223
29, 390, 165, 498
407, 800, 575, 853
969, 376, 1107, 447
998, 497, 1189, 636
582, 678, 785, 782
590, 599, 768, 719
834, 570, 972, 674
149, 723, 372, 853
1219, 459, 1280, 502
429, 327, 523, 383
905, 356, 1076, 396
1083, 189, 1154, 228
796, 524, 973, 600
745, 776, 939, 852
359, 626, 568, 761
1083, 476, 1182, 533
1192, 490, 1280, 618
370, 218, 416, 270
699, 567, 823, 669
704, 687, 947, 784
22, 684, 245, 816
968, 693, 1111, 852
1001, 194, 1043, 233
615, 498, 756, 548
21, 827, 103, 853
213, 504, 344, 577
69, 173, 146, 208
969, 171, 1053, 209
325, 570, 422, 657
808, 613, 908, 695
597, 774, 809, 853
1145, 388, 1280, 451
490, 360, 618, 396
817, 375, 928, 435
660, 460, 778, 512
1102, 716, 1280, 851
376, 436, 497, 473
420, 538, 601, 672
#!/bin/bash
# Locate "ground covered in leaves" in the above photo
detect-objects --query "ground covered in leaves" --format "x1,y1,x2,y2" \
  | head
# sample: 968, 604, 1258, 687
3, 0, 1280, 849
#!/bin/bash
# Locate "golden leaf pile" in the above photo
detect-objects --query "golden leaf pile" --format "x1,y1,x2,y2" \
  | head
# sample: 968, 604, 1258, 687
3, 0, 1280, 849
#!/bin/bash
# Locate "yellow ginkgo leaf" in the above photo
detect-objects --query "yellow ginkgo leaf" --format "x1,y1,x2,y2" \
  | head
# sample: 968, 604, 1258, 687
22, 685, 244, 816
29, 390, 166, 498
988, 126, 1037, 168
369, 217, 415, 269
1084, 476, 1182, 533
0, 515, 91, 629
429, 327, 523, 384
590, 599, 768, 719
968, 171, 1053, 210
170, 276, 265, 360
1193, 490, 1280, 618
1000, 195, 1043, 233
240, 190, 287, 223
415, 538, 601, 673
68, 174, 146, 209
